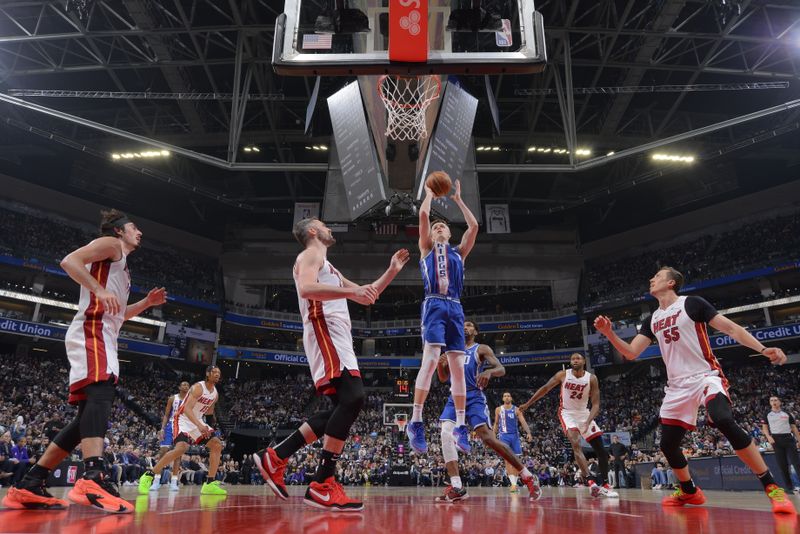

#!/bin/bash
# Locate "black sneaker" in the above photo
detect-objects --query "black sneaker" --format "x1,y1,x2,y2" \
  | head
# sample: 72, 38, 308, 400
434, 485, 469, 503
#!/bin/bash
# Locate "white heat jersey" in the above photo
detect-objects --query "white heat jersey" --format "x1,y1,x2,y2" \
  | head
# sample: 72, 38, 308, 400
174, 381, 217, 437
65, 253, 131, 404
294, 258, 350, 324
648, 296, 724, 383
293, 255, 359, 393
560, 369, 592, 411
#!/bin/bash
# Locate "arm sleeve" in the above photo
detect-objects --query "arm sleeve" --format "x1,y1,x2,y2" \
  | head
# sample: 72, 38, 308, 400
790, 413, 796, 425
637, 314, 655, 341
684, 296, 719, 323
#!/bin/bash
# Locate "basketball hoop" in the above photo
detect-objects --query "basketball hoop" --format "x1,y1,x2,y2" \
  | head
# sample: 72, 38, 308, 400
393, 413, 409, 434
378, 75, 441, 141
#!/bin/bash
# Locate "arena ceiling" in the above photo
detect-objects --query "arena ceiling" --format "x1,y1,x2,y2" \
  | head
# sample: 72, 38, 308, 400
0, 0, 798, 241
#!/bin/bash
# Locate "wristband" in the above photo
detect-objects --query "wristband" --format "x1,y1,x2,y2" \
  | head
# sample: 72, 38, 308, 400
760, 347, 768, 354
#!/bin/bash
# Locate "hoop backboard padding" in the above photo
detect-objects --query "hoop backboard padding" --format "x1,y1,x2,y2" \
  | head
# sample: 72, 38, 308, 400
379, 75, 441, 141
389, 1, 428, 62
273, 0, 547, 76
325, 82, 387, 221
414, 80, 481, 224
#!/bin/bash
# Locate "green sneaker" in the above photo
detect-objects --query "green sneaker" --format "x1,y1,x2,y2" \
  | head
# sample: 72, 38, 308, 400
201, 480, 227, 496
137, 471, 155, 495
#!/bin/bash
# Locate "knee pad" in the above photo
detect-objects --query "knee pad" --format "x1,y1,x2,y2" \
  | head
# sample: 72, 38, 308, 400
305, 411, 332, 441
447, 352, 466, 397
659, 424, 688, 469
416, 344, 441, 392
441, 420, 458, 464
79, 380, 115, 439
706, 395, 752, 450
53, 411, 82, 452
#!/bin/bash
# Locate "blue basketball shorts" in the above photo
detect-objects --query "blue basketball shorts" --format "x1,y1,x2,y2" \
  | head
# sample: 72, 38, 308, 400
421, 298, 465, 354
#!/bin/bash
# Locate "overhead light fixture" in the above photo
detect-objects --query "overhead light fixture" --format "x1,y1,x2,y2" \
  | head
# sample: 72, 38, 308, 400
575, 148, 592, 156
110, 149, 170, 161
652, 153, 695, 163
606, 151, 615, 156
243, 145, 260, 153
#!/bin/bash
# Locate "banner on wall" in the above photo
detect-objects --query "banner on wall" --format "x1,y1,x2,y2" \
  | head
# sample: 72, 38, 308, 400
485, 204, 510, 234
294, 202, 320, 224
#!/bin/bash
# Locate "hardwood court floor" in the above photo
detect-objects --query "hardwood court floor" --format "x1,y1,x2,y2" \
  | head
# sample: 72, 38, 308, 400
1, 485, 798, 534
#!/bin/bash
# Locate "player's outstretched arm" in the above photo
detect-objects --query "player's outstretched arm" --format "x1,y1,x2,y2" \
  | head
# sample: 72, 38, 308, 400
451, 180, 479, 260
593, 315, 652, 360
296, 249, 377, 305
518, 370, 564, 412
516, 410, 534, 441
418, 185, 434, 256
370, 249, 411, 296
708, 314, 786, 365
125, 287, 167, 321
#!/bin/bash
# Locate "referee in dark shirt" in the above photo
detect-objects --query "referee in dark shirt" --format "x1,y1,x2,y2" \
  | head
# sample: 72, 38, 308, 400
761, 396, 800, 493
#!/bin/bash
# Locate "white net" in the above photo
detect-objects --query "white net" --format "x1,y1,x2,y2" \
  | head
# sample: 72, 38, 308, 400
378, 75, 441, 141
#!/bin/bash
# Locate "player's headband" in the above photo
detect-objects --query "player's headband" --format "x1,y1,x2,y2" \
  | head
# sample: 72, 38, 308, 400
110, 216, 132, 228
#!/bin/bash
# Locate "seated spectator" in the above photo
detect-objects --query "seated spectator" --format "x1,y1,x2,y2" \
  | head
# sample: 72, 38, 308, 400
0, 431, 15, 486
11, 436, 35, 485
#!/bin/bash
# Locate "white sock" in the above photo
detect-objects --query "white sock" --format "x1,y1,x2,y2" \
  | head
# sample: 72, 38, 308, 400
411, 404, 424, 423
455, 410, 466, 427
171, 476, 178, 483
509, 475, 518, 486
451, 476, 462, 489
520, 467, 532, 480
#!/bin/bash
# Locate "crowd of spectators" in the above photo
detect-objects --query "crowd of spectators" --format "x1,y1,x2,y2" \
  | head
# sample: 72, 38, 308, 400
2, 347, 799, 491
583, 210, 800, 309
0, 204, 218, 303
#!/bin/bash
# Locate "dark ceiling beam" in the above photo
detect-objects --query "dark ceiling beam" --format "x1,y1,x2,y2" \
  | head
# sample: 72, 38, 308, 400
599, 0, 687, 136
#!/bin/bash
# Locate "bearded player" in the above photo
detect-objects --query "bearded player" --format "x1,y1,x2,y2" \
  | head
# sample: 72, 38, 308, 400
519, 353, 616, 498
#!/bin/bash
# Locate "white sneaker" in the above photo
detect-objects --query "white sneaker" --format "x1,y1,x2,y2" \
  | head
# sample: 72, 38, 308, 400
170, 480, 180, 492
150, 478, 162, 492
600, 484, 619, 498
794, 487, 800, 495
652, 484, 661, 490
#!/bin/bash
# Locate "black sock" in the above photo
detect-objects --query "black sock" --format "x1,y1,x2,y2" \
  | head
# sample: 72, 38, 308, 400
757, 470, 776, 490
83, 456, 105, 477
679, 479, 696, 494
314, 450, 339, 483
274, 431, 306, 460
20, 464, 50, 485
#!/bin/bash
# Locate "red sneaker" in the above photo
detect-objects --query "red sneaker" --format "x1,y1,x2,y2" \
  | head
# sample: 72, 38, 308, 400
2, 484, 69, 509
521, 475, 542, 501
253, 448, 289, 500
68, 474, 133, 513
304, 477, 363, 512
766, 484, 797, 515
662, 487, 706, 507
434, 485, 469, 503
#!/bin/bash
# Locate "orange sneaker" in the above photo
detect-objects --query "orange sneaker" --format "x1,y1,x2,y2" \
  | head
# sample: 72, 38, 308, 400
2, 484, 69, 509
662, 487, 706, 507
253, 447, 288, 500
766, 484, 797, 515
303, 477, 363, 512
68, 474, 133, 513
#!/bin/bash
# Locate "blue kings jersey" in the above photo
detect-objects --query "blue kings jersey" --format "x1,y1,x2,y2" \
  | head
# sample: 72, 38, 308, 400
444, 343, 484, 394
420, 242, 464, 300
498, 406, 519, 436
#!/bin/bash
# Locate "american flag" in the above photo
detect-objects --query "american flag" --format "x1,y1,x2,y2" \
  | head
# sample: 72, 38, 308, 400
302, 33, 333, 50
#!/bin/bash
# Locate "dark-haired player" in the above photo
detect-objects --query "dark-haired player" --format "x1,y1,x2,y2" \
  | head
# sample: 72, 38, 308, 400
407, 179, 479, 455
494, 391, 534, 493
251, 217, 409, 511
3, 209, 167, 513
519, 352, 616, 498
156, 380, 191, 491
435, 321, 541, 502
594, 266, 795, 515
139, 366, 225, 496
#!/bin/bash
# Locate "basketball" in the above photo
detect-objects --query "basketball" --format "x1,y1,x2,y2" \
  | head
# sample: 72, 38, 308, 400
426, 171, 452, 197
